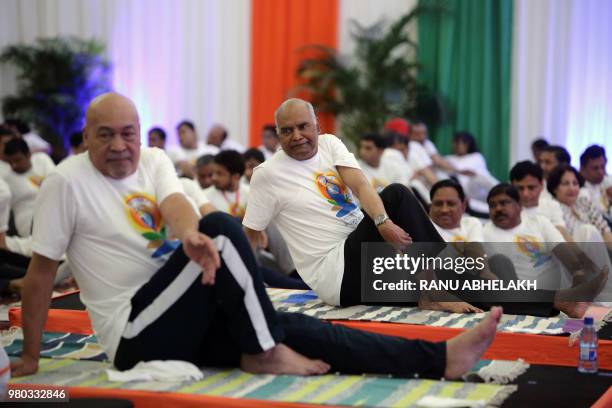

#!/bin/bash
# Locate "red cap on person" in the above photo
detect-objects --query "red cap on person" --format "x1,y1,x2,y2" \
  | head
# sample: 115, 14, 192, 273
383, 118, 411, 138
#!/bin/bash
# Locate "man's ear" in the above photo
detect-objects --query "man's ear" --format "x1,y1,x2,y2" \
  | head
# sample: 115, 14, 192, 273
315, 118, 321, 134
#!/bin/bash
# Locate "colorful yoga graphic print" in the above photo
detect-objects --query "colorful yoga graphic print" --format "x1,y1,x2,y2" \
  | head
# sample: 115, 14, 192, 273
28, 175, 43, 188
514, 235, 551, 267
314, 171, 359, 218
124, 193, 179, 258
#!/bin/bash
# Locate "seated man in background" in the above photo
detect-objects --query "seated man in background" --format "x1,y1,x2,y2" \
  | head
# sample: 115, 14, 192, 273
243, 148, 265, 185
0, 126, 18, 178
147, 127, 167, 150
4, 138, 55, 237
12, 92, 502, 382
531, 138, 549, 163
410, 122, 457, 177
483, 184, 608, 315
510, 160, 572, 241
357, 133, 390, 193
4, 119, 50, 154
259, 124, 280, 160
538, 145, 571, 183
195, 154, 215, 189
204, 150, 249, 220
207, 124, 245, 153
429, 179, 484, 243
167, 120, 219, 177
580, 145, 612, 222
69, 131, 87, 155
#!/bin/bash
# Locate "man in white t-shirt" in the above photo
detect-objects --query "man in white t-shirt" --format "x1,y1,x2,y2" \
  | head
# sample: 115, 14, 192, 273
358, 133, 391, 193
0, 126, 18, 179
167, 121, 219, 177
429, 180, 484, 243
482, 184, 608, 316
12, 93, 501, 382
382, 118, 438, 189
410, 122, 457, 176
207, 124, 245, 153
244, 99, 479, 312
580, 145, 612, 220
509, 160, 573, 241
3, 138, 55, 237
259, 124, 280, 160
204, 150, 250, 219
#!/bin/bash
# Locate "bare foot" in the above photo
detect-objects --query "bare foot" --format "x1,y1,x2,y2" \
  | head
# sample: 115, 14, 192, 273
240, 343, 330, 376
554, 301, 590, 318
8, 278, 24, 296
444, 306, 502, 379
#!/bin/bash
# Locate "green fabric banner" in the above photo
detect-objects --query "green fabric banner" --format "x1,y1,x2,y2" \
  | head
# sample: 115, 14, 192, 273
418, 0, 513, 180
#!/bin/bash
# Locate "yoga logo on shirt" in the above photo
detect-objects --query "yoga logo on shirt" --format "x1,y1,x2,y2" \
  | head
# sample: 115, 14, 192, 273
28, 175, 43, 188
451, 235, 468, 243
514, 235, 552, 267
124, 193, 180, 258
314, 171, 360, 219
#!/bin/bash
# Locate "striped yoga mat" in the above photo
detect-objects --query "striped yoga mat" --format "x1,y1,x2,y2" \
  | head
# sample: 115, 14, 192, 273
267, 289, 577, 335
10, 358, 517, 407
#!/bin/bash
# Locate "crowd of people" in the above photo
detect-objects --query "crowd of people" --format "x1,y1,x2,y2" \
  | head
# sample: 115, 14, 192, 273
0, 94, 610, 379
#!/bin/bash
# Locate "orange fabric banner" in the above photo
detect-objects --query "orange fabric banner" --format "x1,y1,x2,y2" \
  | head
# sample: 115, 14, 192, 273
249, 0, 338, 146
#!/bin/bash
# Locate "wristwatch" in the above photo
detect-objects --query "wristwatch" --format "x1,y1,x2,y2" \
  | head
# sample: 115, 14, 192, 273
374, 214, 389, 227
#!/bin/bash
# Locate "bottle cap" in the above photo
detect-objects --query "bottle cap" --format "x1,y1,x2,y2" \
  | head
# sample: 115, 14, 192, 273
584, 316, 594, 325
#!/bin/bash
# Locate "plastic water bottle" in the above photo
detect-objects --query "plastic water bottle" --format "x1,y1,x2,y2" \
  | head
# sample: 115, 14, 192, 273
0, 346, 10, 400
578, 316, 598, 373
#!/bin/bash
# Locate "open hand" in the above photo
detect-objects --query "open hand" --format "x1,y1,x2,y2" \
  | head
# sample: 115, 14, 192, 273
377, 220, 412, 250
182, 230, 221, 285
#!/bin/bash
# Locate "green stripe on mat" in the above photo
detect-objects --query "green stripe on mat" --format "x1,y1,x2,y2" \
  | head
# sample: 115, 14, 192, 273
10, 358, 515, 407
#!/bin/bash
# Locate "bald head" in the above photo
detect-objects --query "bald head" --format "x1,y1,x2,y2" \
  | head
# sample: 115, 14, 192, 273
84, 93, 141, 179
274, 98, 316, 131
86, 93, 139, 129
207, 124, 228, 148
274, 98, 320, 161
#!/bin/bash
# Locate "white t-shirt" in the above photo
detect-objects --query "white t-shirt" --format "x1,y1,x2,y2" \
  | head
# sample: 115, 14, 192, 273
381, 148, 414, 185
166, 142, 219, 165
0, 178, 10, 233
204, 184, 249, 219
482, 215, 565, 281
31, 148, 186, 360
179, 178, 210, 212
243, 134, 364, 305
434, 216, 484, 242
5, 153, 55, 236
408, 141, 433, 171
584, 175, 612, 214
422, 139, 439, 157
0, 160, 11, 179
358, 160, 390, 193
522, 194, 567, 228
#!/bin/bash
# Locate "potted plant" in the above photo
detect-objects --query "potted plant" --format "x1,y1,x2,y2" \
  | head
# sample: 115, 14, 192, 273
1, 36, 112, 158
294, 8, 446, 146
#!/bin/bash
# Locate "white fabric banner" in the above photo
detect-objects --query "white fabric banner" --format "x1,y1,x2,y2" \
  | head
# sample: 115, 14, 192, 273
511, 0, 612, 171
0, 0, 251, 148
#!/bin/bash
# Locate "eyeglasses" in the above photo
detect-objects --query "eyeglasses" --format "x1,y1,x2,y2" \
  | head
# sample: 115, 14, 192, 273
278, 122, 314, 137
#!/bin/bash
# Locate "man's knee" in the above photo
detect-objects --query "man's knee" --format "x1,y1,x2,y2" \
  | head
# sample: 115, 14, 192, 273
380, 183, 419, 207
198, 211, 242, 236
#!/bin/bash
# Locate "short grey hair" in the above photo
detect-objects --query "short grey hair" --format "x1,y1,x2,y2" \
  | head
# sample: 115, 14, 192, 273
274, 98, 316, 132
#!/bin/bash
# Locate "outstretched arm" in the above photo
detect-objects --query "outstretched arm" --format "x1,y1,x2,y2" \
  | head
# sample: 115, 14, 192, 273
10, 253, 58, 377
